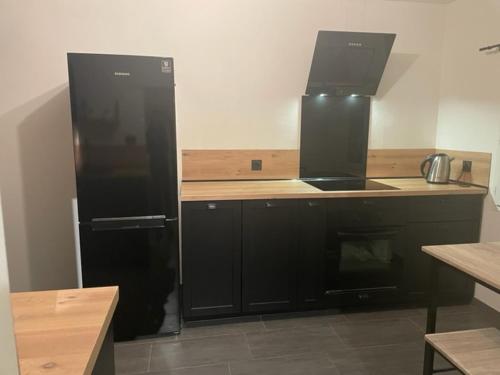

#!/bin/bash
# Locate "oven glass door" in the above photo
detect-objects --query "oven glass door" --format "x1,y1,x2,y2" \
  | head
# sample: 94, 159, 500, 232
326, 227, 404, 294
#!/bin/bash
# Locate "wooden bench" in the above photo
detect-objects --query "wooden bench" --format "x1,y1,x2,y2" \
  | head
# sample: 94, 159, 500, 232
422, 242, 500, 375
426, 328, 500, 374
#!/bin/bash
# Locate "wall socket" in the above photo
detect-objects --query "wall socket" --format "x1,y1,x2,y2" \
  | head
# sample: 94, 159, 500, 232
251, 159, 262, 171
462, 160, 472, 172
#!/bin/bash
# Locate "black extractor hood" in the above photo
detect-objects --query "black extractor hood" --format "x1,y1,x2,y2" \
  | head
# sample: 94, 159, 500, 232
306, 31, 396, 96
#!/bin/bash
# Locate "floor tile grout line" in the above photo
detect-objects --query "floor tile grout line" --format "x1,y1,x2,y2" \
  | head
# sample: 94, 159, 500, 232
406, 315, 426, 333
146, 343, 153, 372
115, 340, 162, 348
115, 336, 178, 347
183, 317, 265, 330
177, 332, 243, 341
344, 315, 421, 324
240, 350, 339, 368
156, 361, 230, 372
232, 349, 336, 364
328, 321, 348, 348
242, 330, 254, 360
338, 339, 425, 352
161, 327, 267, 343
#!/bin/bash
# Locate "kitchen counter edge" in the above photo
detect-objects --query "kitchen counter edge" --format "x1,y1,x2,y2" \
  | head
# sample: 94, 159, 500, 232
180, 178, 488, 202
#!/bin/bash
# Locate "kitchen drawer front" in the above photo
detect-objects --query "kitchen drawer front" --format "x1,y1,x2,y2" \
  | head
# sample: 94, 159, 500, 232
408, 195, 483, 222
328, 197, 408, 227
243, 199, 299, 210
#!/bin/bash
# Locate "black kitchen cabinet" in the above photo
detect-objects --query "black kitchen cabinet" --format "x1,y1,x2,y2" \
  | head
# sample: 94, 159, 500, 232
405, 195, 483, 304
324, 197, 409, 307
242, 200, 299, 313
181, 193, 484, 320
328, 197, 408, 228
408, 195, 483, 223
182, 201, 242, 318
406, 221, 480, 301
298, 200, 327, 308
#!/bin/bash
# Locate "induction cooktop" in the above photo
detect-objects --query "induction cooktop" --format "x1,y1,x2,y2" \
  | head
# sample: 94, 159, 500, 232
303, 178, 399, 192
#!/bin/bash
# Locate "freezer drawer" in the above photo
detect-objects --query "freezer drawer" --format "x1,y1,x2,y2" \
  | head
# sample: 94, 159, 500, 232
79, 220, 179, 341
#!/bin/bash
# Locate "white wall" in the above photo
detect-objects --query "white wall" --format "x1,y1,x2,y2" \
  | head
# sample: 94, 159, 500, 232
0, 0, 448, 291
1, 0, 499, 305
0, 194, 20, 374
436, 0, 500, 310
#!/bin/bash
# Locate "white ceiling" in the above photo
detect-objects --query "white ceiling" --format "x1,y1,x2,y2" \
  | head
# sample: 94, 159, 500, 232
385, 0, 456, 4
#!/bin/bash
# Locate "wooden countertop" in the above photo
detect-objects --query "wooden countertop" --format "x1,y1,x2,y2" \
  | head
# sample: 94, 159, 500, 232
181, 178, 487, 201
11, 286, 119, 375
422, 242, 500, 291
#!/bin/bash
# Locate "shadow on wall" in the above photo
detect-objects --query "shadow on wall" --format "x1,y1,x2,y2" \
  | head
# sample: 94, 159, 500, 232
480, 193, 500, 241
0, 100, 31, 291
1, 85, 78, 291
377, 52, 419, 98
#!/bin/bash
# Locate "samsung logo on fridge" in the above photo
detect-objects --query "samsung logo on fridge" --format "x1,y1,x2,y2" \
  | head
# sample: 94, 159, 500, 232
114, 72, 131, 76
348, 42, 363, 47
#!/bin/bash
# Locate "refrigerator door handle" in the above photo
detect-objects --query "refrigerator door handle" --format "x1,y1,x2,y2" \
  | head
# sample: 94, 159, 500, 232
90, 216, 175, 231
92, 215, 167, 222
106, 224, 145, 231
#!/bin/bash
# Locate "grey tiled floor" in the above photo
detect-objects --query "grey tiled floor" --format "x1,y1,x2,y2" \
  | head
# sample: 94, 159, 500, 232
115, 300, 500, 375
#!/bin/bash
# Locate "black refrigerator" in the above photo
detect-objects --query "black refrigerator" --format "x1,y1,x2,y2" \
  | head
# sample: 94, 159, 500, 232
67, 53, 180, 341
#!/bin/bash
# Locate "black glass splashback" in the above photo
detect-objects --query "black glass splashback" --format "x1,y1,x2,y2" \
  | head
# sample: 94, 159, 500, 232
68, 53, 178, 221
299, 95, 370, 179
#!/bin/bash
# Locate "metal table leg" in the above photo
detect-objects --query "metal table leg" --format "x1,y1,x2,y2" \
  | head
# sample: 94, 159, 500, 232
423, 258, 439, 375
92, 320, 115, 374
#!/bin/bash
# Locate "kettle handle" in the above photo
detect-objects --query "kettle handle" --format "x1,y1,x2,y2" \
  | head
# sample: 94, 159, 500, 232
420, 154, 434, 177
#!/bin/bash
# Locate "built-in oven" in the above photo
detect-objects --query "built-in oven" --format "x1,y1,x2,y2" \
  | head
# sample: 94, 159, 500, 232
325, 225, 406, 302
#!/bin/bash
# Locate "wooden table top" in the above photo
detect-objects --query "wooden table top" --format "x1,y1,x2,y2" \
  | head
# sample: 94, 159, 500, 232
181, 178, 487, 201
422, 242, 500, 291
11, 286, 118, 375
425, 328, 500, 375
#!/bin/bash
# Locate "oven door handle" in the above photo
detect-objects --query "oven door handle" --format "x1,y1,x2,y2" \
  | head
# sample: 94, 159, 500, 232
337, 230, 400, 238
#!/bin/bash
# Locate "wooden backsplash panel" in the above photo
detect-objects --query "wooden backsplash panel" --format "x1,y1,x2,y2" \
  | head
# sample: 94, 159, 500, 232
182, 150, 299, 180
437, 149, 491, 187
366, 148, 434, 178
182, 149, 491, 186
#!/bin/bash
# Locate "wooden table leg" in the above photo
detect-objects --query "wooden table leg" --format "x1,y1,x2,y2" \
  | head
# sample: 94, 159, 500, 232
92, 321, 115, 374
423, 258, 439, 375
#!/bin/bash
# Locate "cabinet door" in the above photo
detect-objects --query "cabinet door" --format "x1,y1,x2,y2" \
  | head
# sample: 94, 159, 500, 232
298, 200, 327, 309
328, 197, 408, 228
242, 200, 298, 313
406, 220, 480, 301
182, 201, 241, 318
